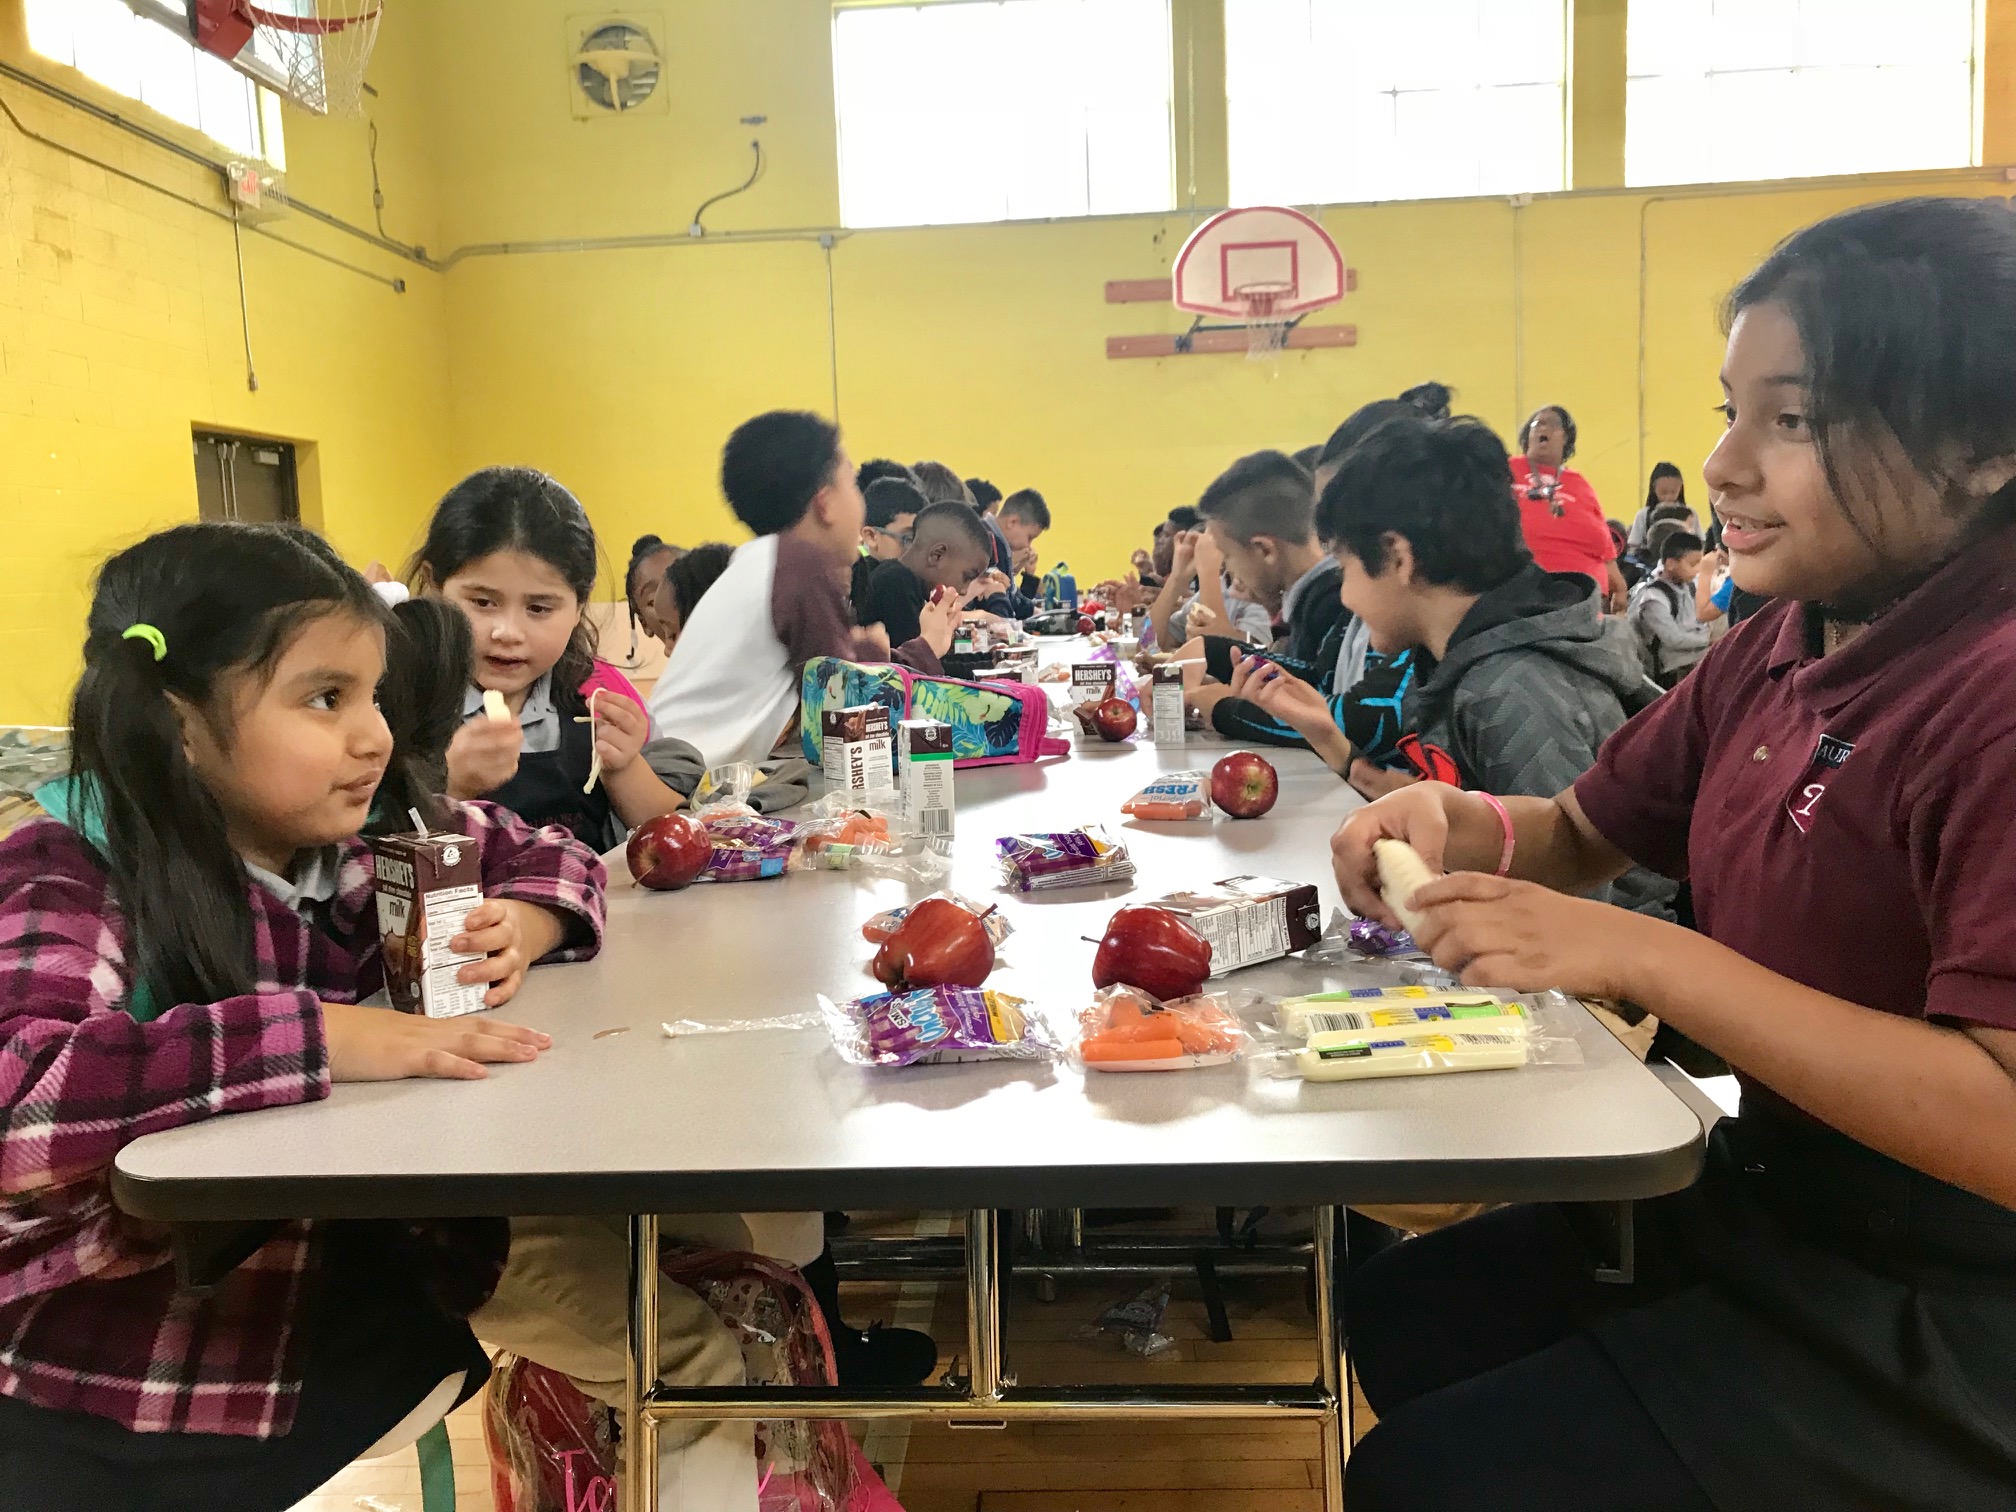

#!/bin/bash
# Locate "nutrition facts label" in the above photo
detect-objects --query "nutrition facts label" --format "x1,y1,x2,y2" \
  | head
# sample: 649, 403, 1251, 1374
419, 882, 487, 1019
1190, 897, 1289, 974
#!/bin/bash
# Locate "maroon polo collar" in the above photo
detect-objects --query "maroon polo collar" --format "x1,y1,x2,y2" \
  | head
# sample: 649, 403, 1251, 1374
1763, 523, 2016, 716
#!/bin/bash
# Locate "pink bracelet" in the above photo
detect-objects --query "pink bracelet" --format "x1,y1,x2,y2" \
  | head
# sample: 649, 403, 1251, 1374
1477, 792, 1516, 877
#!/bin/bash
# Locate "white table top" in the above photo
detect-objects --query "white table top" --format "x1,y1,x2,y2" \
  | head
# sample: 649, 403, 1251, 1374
114, 673, 1703, 1223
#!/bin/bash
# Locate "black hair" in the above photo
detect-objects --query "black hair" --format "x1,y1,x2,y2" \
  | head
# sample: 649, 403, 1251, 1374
70, 523, 387, 1011
1661, 531, 1704, 562
1317, 415, 1532, 592
908, 499, 993, 555
909, 460, 972, 506
1517, 404, 1577, 462
1318, 398, 1421, 471
1166, 504, 1202, 532
1725, 195, 2016, 551
1195, 450, 1317, 546
1000, 488, 1051, 531
1644, 461, 1687, 512
374, 596, 472, 834
856, 457, 916, 494
966, 478, 1003, 510
1398, 381, 1455, 420
623, 534, 680, 630
1291, 444, 1323, 471
864, 476, 929, 530
664, 542, 735, 624
722, 411, 844, 536
410, 466, 601, 697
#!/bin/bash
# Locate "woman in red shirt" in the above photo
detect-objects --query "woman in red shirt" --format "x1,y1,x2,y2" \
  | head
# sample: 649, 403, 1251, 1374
1336, 197, 2016, 1511
1509, 405, 1627, 612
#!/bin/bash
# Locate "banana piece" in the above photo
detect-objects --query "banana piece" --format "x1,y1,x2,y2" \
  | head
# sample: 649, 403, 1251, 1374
1373, 838, 1438, 937
482, 688, 510, 723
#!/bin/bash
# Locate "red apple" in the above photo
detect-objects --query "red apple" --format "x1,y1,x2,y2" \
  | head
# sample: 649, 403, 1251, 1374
1090, 697, 1137, 742
627, 811, 712, 890
1092, 906, 1213, 1002
871, 897, 995, 989
1077, 613, 1096, 634
1210, 751, 1279, 819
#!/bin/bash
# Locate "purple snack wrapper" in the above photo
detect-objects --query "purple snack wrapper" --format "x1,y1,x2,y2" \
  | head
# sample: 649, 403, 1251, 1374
698, 811, 799, 883
1348, 917, 1419, 957
818, 985, 1060, 1067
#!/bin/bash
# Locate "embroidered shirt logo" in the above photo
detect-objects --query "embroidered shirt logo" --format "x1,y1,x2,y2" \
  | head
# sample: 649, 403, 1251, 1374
1787, 734, 1855, 834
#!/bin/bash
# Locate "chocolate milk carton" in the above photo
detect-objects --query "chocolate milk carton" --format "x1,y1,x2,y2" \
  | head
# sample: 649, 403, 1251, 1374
1069, 662, 1117, 707
822, 703, 896, 803
373, 831, 489, 1019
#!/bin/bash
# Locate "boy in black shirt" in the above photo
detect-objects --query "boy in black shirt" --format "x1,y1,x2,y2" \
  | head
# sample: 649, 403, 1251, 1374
852, 477, 925, 622
860, 500, 993, 646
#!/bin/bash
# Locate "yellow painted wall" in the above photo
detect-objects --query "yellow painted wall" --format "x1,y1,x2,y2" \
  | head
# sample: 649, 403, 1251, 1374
0, 0, 452, 723
5, 0, 2013, 723
425, 0, 2013, 594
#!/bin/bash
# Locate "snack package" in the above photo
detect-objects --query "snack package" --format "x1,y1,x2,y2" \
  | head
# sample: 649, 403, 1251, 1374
860, 891, 1015, 948
1121, 770, 1211, 822
819, 985, 1058, 1067
1301, 908, 1429, 964
1293, 1030, 1530, 1082
1077, 984, 1249, 1071
698, 810, 799, 882
996, 825, 1137, 892
795, 808, 896, 870
693, 761, 763, 814
1080, 1283, 1176, 1358
1277, 988, 1530, 1041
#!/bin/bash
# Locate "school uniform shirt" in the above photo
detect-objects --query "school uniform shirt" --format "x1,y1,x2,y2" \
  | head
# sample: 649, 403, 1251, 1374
1508, 455, 1616, 590
859, 557, 931, 648
0, 800, 605, 1438
1568, 532, 2016, 1508
1627, 572, 1712, 682
646, 534, 944, 770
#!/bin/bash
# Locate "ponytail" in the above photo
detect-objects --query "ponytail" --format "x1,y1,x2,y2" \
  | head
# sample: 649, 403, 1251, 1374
71, 523, 386, 1010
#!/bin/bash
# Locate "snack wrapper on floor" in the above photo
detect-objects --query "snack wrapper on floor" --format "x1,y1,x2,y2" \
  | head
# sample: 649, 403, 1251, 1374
1120, 770, 1212, 821
1079, 1282, 1176, 1358
996, 825, 1136, 892
861, 892, 1014, 949
1077, 984, 1250, 1072
820, 984, 1059, 1067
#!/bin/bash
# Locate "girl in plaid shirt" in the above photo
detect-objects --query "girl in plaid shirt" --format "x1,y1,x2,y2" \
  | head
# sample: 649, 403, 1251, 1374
0, 524, 606, 1511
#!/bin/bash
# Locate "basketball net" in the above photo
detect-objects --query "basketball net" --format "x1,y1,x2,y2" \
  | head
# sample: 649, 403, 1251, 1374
1235, 282, 1294, 362
244, 2, 382, 116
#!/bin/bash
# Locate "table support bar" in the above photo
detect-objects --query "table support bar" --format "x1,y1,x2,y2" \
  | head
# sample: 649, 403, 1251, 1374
626, 1213, 660, 1512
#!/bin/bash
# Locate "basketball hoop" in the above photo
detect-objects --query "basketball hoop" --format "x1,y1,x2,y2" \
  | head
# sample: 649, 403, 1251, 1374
1233, 281, 1295, 360
194, 1, 383, 116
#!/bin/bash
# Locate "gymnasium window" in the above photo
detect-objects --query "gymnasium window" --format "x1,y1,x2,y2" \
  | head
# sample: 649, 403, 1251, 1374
832, 0, 1175, 228
1224, 0, 1569, 205
24, 0, 285, 166
1625, 0, 1981, 186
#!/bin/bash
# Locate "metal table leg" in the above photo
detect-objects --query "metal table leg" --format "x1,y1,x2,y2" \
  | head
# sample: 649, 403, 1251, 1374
1313, 1206, 1347, 1512
626, 1213, 660, 1512
966, 1208, 1004, 1405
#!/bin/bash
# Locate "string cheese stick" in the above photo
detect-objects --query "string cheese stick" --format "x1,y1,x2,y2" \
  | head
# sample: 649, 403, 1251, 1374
1373, 838, 1439, 938
582, 688, 603, 795
482, 688, 510, 723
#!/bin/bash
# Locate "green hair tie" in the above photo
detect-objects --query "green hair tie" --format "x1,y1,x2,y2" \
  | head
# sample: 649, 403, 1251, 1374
121, 624, 167, 662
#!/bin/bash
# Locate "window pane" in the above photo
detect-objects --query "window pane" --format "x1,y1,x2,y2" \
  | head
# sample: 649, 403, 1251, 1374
1226, 0, 1567, 207
1627, 0, 1976, 186
25, 0, 280, 163
835, 0, 1174, 229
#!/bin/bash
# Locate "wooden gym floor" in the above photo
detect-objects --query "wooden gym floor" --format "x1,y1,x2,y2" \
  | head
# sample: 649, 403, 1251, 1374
291, 1210, 1373, 1512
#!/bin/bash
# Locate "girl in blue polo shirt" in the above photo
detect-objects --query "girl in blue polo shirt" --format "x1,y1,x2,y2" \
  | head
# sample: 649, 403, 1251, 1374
1332, 197, 2016, 1511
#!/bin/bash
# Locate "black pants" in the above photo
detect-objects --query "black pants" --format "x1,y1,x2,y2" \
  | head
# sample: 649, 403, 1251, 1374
1344, 1203, 1717, 1511
0, 1224, 489, 1512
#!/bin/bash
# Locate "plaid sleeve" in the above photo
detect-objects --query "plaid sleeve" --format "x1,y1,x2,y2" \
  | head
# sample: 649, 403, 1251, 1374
0, 823, 327, 1199
454, 800, 608, 961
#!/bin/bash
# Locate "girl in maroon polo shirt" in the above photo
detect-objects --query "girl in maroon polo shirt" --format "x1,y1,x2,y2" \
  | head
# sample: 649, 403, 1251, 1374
1334, 197, 2016, 1512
